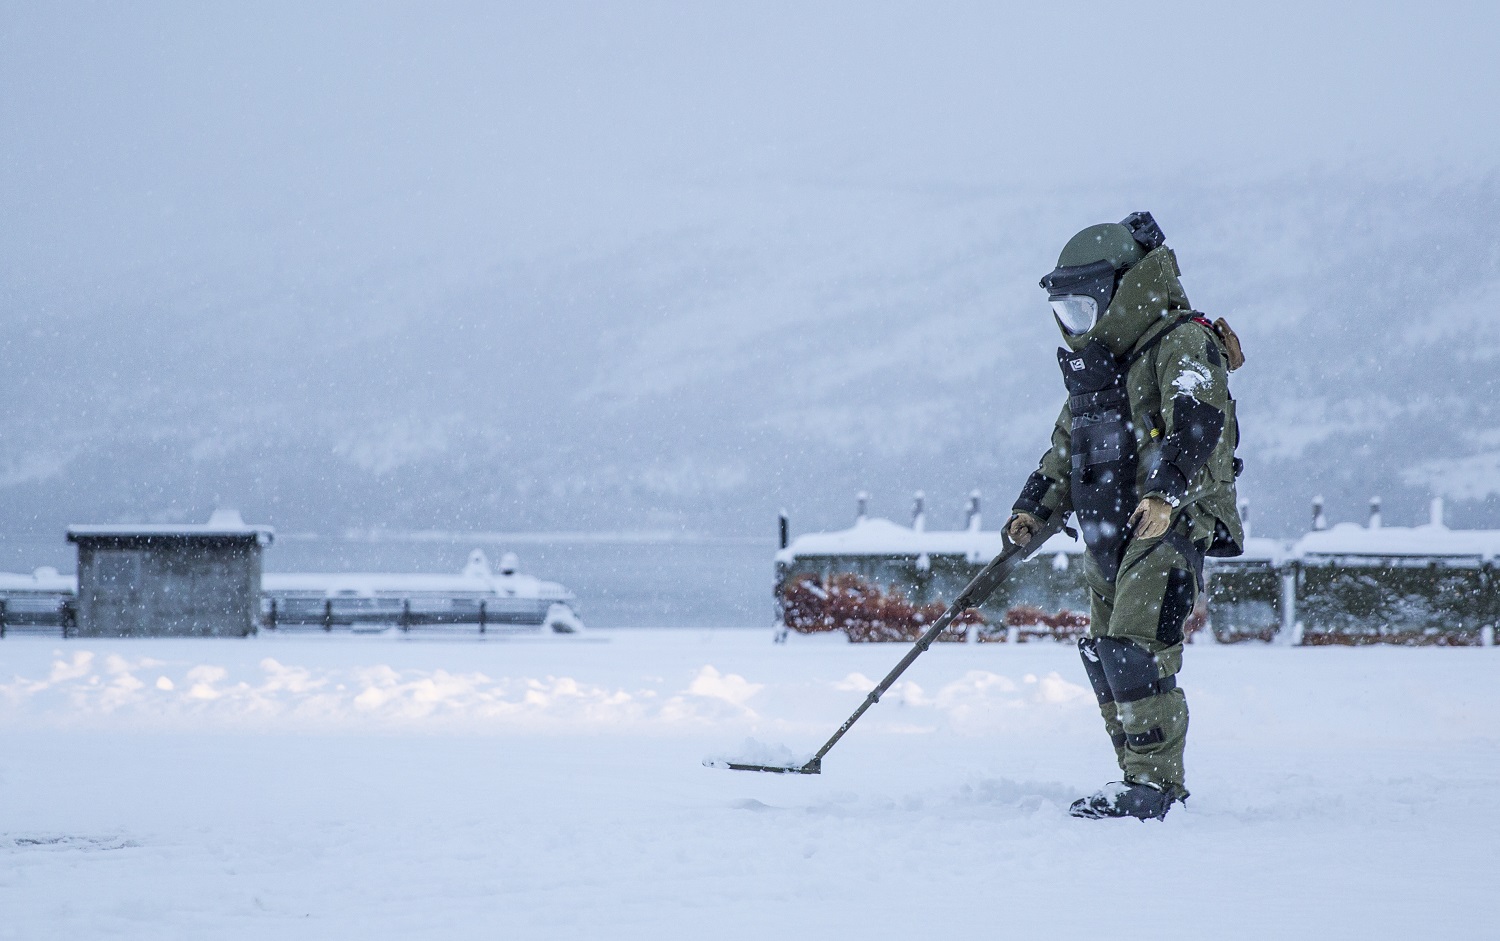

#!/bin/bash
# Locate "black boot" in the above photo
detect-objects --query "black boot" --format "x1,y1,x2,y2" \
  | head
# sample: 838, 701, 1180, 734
1068, 781, 1179, 821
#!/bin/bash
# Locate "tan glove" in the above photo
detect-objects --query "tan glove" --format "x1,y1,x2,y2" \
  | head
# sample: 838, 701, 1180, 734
1128, 496, 1173, 540
1007, 511, 1043, 547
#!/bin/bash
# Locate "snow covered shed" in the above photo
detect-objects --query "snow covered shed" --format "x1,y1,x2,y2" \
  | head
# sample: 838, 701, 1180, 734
1288, 502, 1499, 645
66, 510, 274, 637
775, 499, 1089, 642
776, 495, 1500, 645
1202, 536, 1288, 642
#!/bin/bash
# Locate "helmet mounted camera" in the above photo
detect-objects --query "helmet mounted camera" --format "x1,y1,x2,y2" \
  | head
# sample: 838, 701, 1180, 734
1120, 211, 1165, 252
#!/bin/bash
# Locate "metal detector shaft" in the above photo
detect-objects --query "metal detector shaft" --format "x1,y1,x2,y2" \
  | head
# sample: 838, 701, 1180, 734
794, 516, 1065, 773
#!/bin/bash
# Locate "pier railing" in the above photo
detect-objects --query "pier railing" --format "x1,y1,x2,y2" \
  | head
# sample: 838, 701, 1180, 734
0, 597, 77, 638
261, 595, 555, 633
0, 594, 557, 637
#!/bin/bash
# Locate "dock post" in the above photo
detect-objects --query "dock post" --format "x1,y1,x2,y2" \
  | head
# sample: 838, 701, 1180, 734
323, 599, 333, 632
1280, 564, 1300, 645
479, 600, 487, 635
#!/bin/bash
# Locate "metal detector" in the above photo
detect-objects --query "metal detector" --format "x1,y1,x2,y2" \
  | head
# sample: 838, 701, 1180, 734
708, 516, 1066, 774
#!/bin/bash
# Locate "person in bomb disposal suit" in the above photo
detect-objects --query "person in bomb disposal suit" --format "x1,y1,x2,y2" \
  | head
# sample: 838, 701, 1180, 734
1006, 212, 1245, 821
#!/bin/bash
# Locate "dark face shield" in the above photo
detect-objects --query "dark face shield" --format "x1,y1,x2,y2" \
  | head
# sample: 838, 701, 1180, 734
1040, 259, 1118, 337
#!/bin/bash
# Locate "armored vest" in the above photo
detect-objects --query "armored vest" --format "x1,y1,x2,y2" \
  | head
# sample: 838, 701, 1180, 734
1058, 339, 1136, 581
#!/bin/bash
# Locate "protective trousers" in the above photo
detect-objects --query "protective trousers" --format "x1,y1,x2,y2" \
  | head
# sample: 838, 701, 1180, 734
1075, 521, 1202, 799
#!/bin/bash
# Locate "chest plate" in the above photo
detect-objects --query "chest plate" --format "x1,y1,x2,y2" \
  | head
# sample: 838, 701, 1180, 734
1058, 340, 1138, 582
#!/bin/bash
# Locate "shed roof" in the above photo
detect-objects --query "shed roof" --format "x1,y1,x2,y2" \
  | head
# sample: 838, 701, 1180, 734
776, 516, 1084, 563
778, 519, 1500, 566
67, 510, 275, 545
1293, 522, 1500, 561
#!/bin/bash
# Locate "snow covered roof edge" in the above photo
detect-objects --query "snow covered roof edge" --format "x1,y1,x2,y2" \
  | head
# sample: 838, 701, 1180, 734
779, 519, 1500, 564
67, 510, 274, 543
776, 516, 1083, 562
1293, 521, 1500, 560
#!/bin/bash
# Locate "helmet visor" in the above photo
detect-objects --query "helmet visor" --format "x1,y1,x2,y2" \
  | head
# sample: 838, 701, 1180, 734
1050, 295, 1098, 336
1040, 258, 1117, 338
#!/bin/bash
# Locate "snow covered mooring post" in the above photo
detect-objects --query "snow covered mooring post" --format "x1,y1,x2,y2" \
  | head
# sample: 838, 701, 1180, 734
66, 510, 274, 637
1280, 566, 1300, 645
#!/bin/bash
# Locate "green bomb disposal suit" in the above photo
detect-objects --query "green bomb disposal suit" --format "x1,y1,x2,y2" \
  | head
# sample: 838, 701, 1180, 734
1011, 214, 1243, 811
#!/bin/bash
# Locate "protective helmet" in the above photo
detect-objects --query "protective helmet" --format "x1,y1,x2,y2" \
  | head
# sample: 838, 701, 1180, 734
1040, 211, 1166, 339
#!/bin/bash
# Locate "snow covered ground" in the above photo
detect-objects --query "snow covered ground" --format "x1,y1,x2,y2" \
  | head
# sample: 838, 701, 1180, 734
2, 629, 1496, 939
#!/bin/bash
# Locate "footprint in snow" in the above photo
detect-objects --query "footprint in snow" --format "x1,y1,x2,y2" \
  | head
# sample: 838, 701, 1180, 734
729, 798, 776, 812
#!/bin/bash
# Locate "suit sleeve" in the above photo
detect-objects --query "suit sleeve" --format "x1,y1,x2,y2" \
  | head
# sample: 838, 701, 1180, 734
1012, 401, 1074, 522
1143, 326, 1229, 506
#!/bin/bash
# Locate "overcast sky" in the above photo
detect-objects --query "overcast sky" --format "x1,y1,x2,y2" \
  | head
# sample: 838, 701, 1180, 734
2, 1, 1497, 539
4, 1, 1495, 285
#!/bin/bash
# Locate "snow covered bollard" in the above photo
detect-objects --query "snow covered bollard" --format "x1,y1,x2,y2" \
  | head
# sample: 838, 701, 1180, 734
542, 603, 585, 634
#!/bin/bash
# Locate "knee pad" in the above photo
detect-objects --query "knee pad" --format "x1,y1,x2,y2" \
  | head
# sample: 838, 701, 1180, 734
1077, 637, 1114, 705
1095, 636, 1177, 703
